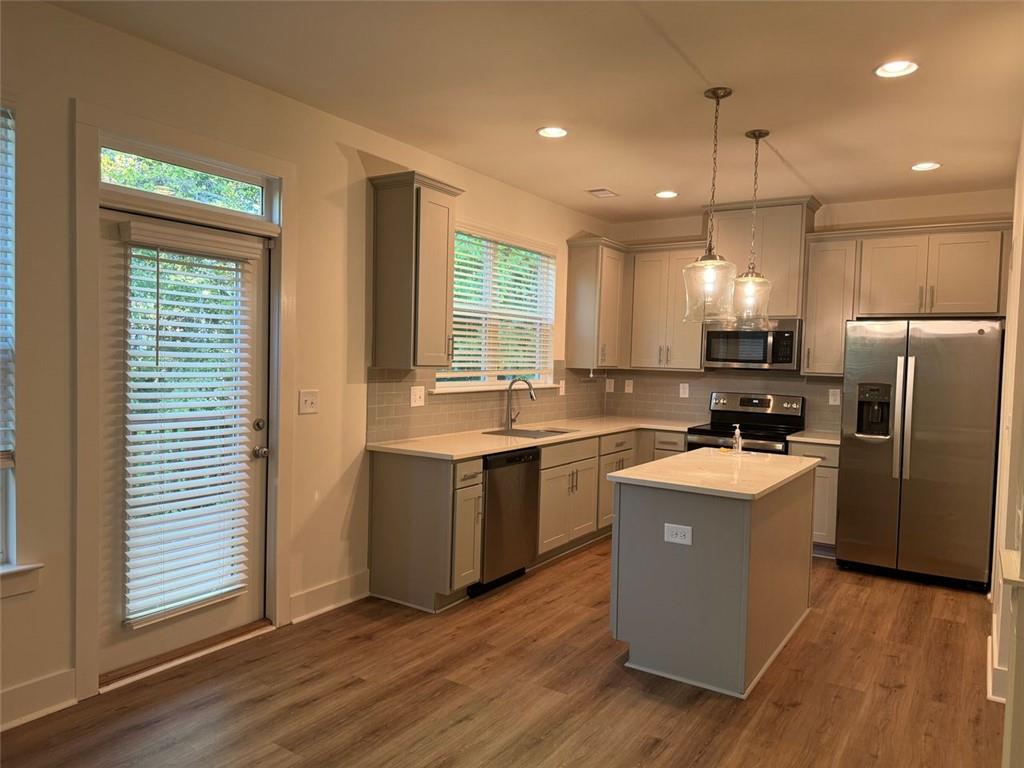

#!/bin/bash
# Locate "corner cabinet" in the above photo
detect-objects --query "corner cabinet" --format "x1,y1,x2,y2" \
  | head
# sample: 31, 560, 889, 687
858, 231, 1004, 316
370, 171, 463, 368
802, 240, 857, 376
566, 238, 628, 368
629, 247, 703, 370
712, 200, 816, 318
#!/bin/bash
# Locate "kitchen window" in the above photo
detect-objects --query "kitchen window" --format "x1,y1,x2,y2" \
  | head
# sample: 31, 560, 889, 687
436, 231, 555, 389
0, 106, 14, 563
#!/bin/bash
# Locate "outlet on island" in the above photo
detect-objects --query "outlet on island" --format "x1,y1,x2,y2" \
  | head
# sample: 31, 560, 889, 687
664, 523, 692, 546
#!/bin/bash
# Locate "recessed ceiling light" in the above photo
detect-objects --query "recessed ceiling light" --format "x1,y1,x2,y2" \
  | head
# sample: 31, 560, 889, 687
537, 126, 568, 138
911, 161, 942, 172
875, 60, 918, 78
586, 187, 619, 198
655, 190, 679, 199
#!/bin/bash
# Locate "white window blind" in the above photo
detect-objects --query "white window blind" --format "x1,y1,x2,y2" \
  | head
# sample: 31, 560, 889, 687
437, 231, 555, 388
124, 246, 252, 625
0, 106, 14, 470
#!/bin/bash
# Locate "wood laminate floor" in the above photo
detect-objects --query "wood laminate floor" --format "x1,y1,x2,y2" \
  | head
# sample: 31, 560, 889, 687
3, 540, 1003, 768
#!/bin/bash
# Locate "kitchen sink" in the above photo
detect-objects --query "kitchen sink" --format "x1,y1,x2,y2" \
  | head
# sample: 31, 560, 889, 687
482, 427, 578, 438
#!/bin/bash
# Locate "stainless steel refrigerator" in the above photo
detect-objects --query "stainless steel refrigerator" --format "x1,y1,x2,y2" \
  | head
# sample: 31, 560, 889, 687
837, 320, 1002, 588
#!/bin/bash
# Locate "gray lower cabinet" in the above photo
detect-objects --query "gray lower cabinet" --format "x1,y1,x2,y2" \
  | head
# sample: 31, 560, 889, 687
599, 449, 635, 528
539, 456, 599, 554
451, 484, 483, 589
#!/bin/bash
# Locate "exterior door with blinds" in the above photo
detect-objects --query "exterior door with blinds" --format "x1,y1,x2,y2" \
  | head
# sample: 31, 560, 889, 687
97, 209, 268, 674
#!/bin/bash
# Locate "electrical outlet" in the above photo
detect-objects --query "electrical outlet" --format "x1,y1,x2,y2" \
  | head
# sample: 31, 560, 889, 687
298, 389, 320, 415
829, 388, 841, 406
605, 378, 615, 393
410, 385, 425, 407
558, 379, 566, 396
679, 383, 689, 398
664, 523, 692, 546
624, 379, 634, 394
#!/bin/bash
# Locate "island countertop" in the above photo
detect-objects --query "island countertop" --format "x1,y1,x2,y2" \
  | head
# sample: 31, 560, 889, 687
608, 447, 820, 500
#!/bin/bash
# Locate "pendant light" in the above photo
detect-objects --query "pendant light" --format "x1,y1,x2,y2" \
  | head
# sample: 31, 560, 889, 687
682, 87, 737, 323
733, 129, 772, 328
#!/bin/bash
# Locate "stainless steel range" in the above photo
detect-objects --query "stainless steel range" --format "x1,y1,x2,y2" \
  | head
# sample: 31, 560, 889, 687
686, 391, 805, 455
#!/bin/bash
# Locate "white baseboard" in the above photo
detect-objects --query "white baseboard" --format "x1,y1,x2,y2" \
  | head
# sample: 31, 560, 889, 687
988, 634, 1008, 704
2, 669, 77, 731
290, 569, 369, 623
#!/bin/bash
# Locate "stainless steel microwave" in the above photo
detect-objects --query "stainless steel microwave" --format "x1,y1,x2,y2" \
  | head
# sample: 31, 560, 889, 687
702, 319, 801, 370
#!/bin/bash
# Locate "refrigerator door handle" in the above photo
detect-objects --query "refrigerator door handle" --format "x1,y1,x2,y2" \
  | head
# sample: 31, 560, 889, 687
892, 355, 905, 480
902, 356, 916, 480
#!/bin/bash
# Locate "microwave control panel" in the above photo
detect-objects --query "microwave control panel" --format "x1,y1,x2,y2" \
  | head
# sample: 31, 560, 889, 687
771, 331, 795, 364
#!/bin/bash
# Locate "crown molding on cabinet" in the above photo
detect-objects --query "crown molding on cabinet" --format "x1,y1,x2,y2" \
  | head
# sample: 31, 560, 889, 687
368, 170, 464, 197
806, 217, 1012, 241
709, 195, 822, 214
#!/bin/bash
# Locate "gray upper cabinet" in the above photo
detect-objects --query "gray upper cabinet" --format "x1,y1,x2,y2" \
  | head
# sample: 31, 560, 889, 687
629, 247, 703, 370
858, 231, 1003, 316
566, 238, 627, 368
370, 171, 463, 368
802, 240, 857, 376
712, 201, 813, 318
926, 231, 1003, 314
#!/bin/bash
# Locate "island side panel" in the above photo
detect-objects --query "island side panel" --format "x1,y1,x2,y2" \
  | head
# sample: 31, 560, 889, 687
370, 452, 455, 612
744, 471, 815, 692
613, 483, 750, 696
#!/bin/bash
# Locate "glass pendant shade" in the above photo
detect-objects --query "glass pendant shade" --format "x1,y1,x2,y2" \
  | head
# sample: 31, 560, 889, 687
683, 255, 736, 322
733, 270, 772, 328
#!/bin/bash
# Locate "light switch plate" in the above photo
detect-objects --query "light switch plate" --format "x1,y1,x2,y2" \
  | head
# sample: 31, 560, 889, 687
605, 378, 615, 393
679, 383, 689, 398
829, 388, 841, 406
558, 379, 566, 396
410, 385, 425, 407
664, 523, 692, 546
624, 379, 634, 394
298, 389, 320, 415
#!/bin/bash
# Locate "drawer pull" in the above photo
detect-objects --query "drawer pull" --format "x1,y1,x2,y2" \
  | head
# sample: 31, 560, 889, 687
656, 441, 678, 447
614, 440, 626, 448
460, 471, 481, 481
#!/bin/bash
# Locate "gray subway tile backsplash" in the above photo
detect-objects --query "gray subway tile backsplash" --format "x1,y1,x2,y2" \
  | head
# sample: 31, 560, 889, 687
366, 361, 842, 442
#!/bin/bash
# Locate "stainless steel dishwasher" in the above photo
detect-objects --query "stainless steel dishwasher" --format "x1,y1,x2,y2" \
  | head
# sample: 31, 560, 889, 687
479, 447, 540, 587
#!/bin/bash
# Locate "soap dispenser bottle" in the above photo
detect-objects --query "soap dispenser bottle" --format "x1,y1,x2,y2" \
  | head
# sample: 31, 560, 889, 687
732, 423, 743, 454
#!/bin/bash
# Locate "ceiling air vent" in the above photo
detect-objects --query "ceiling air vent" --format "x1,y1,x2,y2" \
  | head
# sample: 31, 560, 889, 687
586, 187, 619, 198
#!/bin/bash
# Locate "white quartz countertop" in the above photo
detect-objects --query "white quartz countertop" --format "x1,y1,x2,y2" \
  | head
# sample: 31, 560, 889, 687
608, 447, 820, 500
365, 416, 705, 461
787, 430, 841, 446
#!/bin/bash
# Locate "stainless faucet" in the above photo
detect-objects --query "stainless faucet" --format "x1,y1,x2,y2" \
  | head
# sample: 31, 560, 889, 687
505, 377, 537, 430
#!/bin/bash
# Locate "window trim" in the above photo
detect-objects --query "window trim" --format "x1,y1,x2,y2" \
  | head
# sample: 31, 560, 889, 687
435, 223, 557, 390
0, 101, 15, 566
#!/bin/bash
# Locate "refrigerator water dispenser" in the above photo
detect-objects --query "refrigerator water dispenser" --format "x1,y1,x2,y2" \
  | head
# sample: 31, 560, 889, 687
856, 383, 891, 437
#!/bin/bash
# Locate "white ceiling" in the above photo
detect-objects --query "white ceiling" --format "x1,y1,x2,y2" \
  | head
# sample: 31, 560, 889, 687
60, 1, 1024, 222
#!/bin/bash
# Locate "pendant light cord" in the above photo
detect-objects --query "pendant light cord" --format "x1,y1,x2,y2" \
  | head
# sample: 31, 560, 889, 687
706, 94, 721, 259
748, 135, 760, 273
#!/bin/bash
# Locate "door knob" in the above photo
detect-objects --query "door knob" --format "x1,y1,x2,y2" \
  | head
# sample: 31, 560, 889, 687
252, 446, 270, 459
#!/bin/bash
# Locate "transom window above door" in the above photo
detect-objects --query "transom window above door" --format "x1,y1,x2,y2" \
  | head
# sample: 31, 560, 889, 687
435, 231, 556, 389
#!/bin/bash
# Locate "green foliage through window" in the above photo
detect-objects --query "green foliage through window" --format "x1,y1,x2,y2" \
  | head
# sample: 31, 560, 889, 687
101, 147, 263, 216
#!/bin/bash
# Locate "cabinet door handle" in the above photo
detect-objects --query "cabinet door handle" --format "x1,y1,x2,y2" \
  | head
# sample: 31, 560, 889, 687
666, 346, 671, 365
928, 285, 935, 312
657, 345, 663, 365
806, 347, 811, 367
917, 286, 924, 312
573, 468, 579, 493
600, 343, 606, 363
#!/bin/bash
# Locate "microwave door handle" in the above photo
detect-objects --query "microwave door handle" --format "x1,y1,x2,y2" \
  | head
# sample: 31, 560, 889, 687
766, 332, 773, 366
892, 355, 905, 480
902, 356, 916, 480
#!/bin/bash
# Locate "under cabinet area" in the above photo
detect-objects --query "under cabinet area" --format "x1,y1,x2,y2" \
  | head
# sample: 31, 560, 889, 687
858, 231, 1004, 316
370, 171, 463, 368
802, 239, 856, 376
629, 248, 703, 370
566, 238, 628, 369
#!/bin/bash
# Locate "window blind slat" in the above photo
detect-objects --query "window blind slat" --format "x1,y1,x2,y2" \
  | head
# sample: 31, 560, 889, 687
123, 246, 252, 624
438, 231, 555, 388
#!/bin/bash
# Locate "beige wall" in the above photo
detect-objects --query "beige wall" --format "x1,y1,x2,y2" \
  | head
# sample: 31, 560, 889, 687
0, 2, 607, 723
999, 118, 1024, 767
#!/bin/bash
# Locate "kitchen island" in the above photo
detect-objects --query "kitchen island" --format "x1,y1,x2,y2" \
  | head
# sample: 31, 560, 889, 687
608, 447, 820, 698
